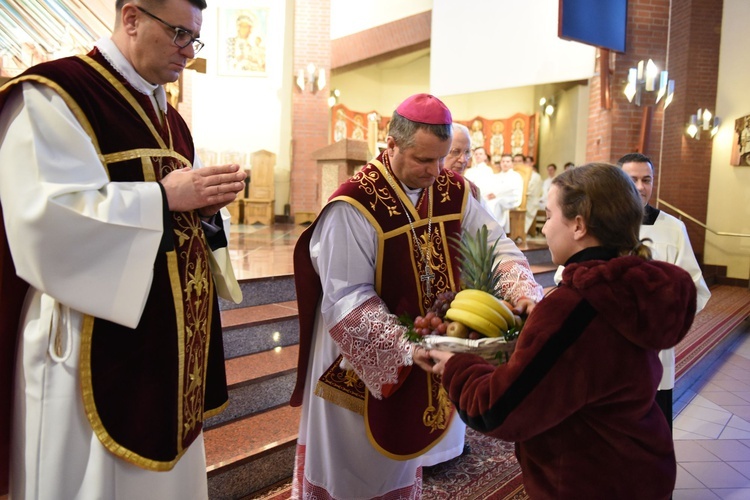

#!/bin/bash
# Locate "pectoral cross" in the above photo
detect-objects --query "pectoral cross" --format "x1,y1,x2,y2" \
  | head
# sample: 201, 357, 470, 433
421, 264, 435, 297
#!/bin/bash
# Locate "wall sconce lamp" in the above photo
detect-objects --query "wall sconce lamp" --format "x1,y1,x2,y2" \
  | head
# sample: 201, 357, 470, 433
328, 89, 340, 108
296, 62, 326, 93
623, 59, 674, 108
539, 97, 555, 116
686, 108, 720, 139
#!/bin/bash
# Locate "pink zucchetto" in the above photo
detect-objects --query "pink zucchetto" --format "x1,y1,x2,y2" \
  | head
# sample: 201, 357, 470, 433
395, 93, 452, 125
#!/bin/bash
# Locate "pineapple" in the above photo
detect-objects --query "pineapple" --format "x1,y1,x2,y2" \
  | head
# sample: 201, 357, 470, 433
452, 225, 502, 298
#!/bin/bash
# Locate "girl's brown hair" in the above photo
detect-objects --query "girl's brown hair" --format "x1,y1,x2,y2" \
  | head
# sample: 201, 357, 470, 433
552, 163, 651, 259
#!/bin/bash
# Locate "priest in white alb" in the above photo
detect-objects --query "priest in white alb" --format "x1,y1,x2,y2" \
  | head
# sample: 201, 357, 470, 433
291, 93, 543, 499
0, 1, 246, 498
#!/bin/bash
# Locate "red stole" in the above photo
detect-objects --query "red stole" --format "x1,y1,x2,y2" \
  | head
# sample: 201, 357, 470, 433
292, 153, 469, 459
0, 49, 227, 475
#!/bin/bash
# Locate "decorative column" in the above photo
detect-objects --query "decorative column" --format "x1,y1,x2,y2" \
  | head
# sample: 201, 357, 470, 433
290, 0, 331, 222
586, 0, 722, 256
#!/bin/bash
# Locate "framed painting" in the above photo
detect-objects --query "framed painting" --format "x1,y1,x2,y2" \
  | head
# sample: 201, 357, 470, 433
730, 114, 750, 166
217, 6, 269, 76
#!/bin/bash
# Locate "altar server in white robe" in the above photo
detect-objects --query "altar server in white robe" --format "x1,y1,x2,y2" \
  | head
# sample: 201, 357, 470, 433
618, 153, 711, 428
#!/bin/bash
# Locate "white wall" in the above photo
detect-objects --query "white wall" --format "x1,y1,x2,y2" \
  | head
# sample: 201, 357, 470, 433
430, 0, 596, 96
332, 51, 557, 123
537, 84, 589, 176
331, 50, 432, 115
331, 50, 590, 177
705, 0, 750, 280
191, 0, 294, 215
330, 0, 432, 39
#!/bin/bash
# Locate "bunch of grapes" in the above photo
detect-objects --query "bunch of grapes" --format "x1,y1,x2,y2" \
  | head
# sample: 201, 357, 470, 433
412, 311, 447, 337
412, 291, 457, 337
427, 291, 457, 317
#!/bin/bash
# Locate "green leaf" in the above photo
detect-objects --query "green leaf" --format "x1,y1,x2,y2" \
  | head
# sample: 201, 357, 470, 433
399, 313, 422, 343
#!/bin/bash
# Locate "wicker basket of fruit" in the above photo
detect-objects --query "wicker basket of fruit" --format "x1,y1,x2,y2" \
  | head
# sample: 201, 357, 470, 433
404, 226, 523, 365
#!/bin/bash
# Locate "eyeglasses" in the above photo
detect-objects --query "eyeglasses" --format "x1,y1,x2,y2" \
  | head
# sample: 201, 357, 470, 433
448, 148, 472, 160
136, 6, 205, 54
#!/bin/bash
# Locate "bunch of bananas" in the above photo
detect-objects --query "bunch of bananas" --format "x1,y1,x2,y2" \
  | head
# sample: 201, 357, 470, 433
444, 289, 518, 338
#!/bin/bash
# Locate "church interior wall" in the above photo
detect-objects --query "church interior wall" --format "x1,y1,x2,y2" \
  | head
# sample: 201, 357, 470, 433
537, 84, 590, 176
330, 50, 432, 115
5, 0, 746, 281
190, 0, 294, 216
329, 0, 431, 40
705, 0, 750, 280
331, 51, 589, 184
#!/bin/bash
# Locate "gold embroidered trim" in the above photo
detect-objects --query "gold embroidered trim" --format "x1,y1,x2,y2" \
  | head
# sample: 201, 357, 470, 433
314, 381, 365, 416
363, 386, 454, 462
422, 374, 451, 433
204, 399, 229, 420
78, 55, 171, 150
314, 355, 366, 415
166, 249, 187, 453
1, 75, 102, 155
80, 313, 186, 471
104, 148, 190, 168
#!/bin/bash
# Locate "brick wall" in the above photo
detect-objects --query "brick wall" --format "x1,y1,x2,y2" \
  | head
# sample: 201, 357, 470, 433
586, 0, 722, 258
659, 0, 722, 254
291, 0, 332, 217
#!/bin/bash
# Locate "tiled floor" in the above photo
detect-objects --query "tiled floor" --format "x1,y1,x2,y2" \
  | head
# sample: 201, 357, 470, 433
227, 223, 551, 281
228, 223, 306, 280
673, 324, 750, 499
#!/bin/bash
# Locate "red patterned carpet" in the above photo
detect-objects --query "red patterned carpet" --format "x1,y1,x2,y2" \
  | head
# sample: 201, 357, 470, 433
675, 285, 750, 380
423, 429, 526, 499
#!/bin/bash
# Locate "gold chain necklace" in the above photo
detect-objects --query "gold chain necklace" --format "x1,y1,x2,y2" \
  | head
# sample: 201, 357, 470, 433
383, 153, 434, 297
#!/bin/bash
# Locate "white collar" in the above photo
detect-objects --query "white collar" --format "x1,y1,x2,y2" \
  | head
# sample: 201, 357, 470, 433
400, 181, 426, 206
94, 37, 168, 114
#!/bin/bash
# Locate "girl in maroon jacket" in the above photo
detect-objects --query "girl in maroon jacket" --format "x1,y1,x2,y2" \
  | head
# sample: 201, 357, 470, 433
415, 163, 696, 499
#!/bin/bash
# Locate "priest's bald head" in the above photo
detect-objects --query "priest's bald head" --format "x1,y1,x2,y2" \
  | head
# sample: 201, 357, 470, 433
386, 94, 453, 189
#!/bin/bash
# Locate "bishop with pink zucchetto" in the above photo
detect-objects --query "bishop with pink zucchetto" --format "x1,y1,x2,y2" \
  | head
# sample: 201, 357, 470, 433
396, 93, 453, 125
289, 94, 543, 499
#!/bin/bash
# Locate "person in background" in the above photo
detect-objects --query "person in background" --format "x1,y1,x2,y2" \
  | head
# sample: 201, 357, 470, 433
415, 163, 697, 499
563, 161, 575, 171
445, 123, 481, 202
0, 1, 246, 498
540, 163, 557, 210
523, 159, 543, 235
290, 94, 543, 499
464, 145, 493, 190
485, 153, 523, 232
445, 123, 472, 177
618, 152, 711, 432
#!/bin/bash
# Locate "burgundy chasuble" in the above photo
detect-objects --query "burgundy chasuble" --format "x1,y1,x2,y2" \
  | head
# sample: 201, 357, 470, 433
0, 49, 228, 475
292, 153, 470, 458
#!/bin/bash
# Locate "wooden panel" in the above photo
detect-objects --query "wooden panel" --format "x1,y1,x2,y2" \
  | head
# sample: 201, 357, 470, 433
249, 150, 276, 201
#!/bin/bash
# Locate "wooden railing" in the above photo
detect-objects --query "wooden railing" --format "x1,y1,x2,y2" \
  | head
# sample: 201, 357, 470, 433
657, 199, 750, 238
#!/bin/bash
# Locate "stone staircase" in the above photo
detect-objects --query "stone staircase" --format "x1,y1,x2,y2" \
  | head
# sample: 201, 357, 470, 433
204, 245, 556, 500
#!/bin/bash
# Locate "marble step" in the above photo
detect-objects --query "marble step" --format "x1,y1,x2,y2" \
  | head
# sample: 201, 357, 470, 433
219, 274, 296, 311
205, 405, 300, 500
205, 247, 557, 498
206, 344, 299, 429
220, 300, 299, 359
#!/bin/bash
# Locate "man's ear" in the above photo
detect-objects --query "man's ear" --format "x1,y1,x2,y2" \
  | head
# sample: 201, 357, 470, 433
121, 4, 139, 35
386, 136, 397, 155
